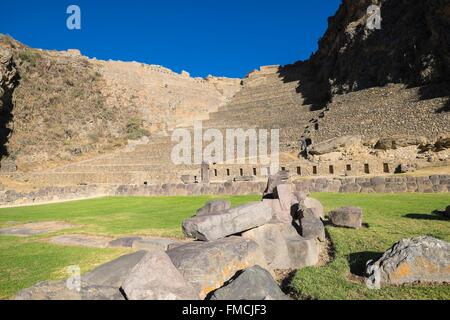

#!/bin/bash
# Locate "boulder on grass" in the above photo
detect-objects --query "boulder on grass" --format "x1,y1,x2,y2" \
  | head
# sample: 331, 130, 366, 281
301, 197, 325, 220
328, 206, 363, 229
15, 281, 125, 300
300, 217, 325, 242
182, 202, 272, 241
196, 200, 231, 216
167, 236, 267, 299
210, 266, 290, 300
241, 223, 319, 271
82, 251, 147, 288
132, 237, 182, 251
366, 236, 450, 288
121, 250, 199, 300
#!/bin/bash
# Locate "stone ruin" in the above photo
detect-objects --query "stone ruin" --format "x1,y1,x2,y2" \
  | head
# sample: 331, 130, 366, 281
13, 172, 450, 300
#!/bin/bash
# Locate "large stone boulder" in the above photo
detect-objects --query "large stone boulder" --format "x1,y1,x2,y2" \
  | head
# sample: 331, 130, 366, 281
121, 250, 199, 300
82, 251, 147, 288
166, 236, 267, 299
328, 206, 363, 229
131, 237, 183, 251
299, 217, 325, 242
210, 266, 290, 300
182, 202, 272, 241
241, 223, 319, 271
301, 197, 325, 220
262, 198, 293, 224
366, 236, 450, 288
15, 281, 125, 300
196, 200, 231, 216
263, 171, 290, 197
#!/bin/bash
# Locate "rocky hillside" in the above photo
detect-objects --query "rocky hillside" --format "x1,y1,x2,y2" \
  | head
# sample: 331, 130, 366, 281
0, 35, 241, 172
308, 0, 450, 96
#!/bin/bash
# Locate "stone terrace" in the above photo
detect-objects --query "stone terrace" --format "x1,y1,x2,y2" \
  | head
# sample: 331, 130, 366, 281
27, 66, 323, 186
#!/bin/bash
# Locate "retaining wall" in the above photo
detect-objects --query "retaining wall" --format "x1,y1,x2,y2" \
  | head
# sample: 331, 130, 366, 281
1, 175, 449, 207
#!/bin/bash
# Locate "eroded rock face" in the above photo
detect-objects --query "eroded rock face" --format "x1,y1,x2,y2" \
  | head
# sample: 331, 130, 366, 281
328, 206, 363, 229
182, 202, 272, 241
366, 236, 450, 287
241, 223, 319, 271
166, 236, 267, 299
210, 266, 290, 300
121, 250, 199, 300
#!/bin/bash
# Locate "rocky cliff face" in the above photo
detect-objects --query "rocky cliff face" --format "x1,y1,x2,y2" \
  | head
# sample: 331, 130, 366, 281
0, 44, 19, 164
307, 0, 450, 95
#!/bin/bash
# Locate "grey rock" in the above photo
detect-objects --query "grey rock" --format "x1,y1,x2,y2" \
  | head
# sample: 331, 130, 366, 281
274, 184, 295, 210
241, 223, 319, 271
300, 217, 325, 241
82, 251, 147, 288
121, 250, 199, 300
301, 197, 325, 220
167, 236, 267, 299
263, 171, 290, 197
366, 236, 450, 288
132, 237, 182, 251
328, 206, 363, 229
108, 237, 142, 248
262, 198, 292, 224
196, 200, 231, 216
15, 281, 125, 300
210, 266, 290, 300
182, 202, 272, 241
293, 191, 308, 202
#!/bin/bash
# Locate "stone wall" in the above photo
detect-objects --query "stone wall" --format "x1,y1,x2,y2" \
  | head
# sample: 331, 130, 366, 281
1, 175, 449, 208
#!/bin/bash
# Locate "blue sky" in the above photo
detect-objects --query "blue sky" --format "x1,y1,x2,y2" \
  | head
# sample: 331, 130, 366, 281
0, 0, 341, 78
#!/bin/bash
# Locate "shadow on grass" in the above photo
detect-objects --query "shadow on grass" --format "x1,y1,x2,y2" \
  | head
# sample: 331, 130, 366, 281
348, 251, 383, 277
403, 211, 449, 221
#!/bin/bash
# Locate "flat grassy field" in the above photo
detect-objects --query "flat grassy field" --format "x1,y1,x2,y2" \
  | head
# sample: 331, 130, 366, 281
0, 194, 449, 300
0, 195, 259, 299
291, 193, 450, 300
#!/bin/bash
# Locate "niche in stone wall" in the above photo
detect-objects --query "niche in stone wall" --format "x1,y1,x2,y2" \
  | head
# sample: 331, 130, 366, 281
383, 163, 390, 173
313, 166, 318, 175
364, 164, 370, 174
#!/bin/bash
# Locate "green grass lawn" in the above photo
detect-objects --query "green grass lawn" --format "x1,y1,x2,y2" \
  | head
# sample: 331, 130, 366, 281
291, 193, 450, 300
0, 193, 449, 300
0, 195, 259, 299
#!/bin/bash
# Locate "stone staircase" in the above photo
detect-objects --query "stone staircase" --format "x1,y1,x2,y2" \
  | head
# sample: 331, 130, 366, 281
29, 66, 323, 186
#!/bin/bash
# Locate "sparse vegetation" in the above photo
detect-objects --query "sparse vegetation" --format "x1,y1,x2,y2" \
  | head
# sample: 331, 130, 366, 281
126, 118, 149, 140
